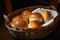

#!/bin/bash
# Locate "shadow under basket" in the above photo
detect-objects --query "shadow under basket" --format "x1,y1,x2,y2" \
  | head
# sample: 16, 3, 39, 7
5, 6, 60, 39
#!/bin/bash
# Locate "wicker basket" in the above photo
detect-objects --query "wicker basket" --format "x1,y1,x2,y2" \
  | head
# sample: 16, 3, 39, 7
5, 6, 59, 39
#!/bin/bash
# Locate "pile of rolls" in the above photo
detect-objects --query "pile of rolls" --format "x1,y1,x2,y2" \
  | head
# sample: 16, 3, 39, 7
10, 10, 53, 30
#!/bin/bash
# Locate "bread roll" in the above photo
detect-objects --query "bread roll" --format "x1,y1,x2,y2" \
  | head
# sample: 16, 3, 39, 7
29, 13, 43, 23
21, 10, 32, 19
41, 11, 52, 23
10, 15, 28, 29
28, 21, 41, 29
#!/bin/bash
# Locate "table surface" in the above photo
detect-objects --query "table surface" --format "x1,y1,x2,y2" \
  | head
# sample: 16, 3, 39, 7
0, 5, 60, 40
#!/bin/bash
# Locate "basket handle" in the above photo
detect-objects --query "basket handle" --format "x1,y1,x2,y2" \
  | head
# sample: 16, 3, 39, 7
49, 6, 56, 10
3, 15, 10, 23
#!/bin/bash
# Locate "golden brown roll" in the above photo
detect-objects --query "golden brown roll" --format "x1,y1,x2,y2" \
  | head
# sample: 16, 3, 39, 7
28, 21, 41, 29
41, 11, 52, 22
29, 13, 43, 23
10, 15, 28, 29
21, 10, 32, 19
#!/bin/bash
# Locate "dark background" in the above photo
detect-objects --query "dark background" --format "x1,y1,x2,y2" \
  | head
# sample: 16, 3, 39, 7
0, 0, 60, 40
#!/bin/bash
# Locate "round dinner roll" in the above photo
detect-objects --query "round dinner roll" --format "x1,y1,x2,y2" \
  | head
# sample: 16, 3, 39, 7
10, 15, 28, 29
29, 13, 43, 23
41, 11, 52, 22
28, 21, 41, 29
21, 10, 32, 19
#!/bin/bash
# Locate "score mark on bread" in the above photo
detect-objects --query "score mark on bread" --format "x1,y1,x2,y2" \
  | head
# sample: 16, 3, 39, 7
29, 13, 43, 23
10, 15, 28, 29
28, 21, 41, 29
21, 10, 32, 19
41, 11, 52, 22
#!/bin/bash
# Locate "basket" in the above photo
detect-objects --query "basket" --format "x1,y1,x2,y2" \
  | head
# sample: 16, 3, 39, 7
5, 6, 59, 39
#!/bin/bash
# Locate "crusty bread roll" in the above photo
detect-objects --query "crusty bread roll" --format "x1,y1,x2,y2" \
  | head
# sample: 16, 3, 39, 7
10, 15, 28, 29
29, 13, 43, 23
21, 10, 32, 19
28, 21, 41, 29
41, 11, 52, 22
